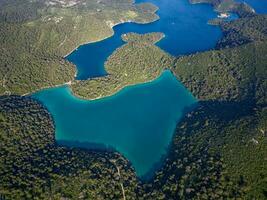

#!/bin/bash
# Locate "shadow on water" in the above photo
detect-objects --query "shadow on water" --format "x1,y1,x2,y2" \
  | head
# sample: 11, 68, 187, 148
139, 102, 199, 181
32, 0, 235, 179
57, 140, 116, 153
55, 102, 200, 181
32, 70, 198, 178
140, 98, 258, 181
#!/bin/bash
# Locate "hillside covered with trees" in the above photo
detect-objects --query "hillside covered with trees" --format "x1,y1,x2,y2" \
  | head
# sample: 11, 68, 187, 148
0, 0, 158, 96
0, 95, 140, 199
0, 0, 266, 199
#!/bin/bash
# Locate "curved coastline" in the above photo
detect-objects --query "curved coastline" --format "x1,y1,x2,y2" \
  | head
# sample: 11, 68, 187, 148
30, 0, 228, 97
63, 3, 160, 58
66, 0, 225, 100
31, 0, 248, 178
1, 0, 267, 198
32, 70, 197, 177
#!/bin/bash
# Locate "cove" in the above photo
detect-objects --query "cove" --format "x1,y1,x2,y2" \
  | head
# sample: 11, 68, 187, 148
67, 0, 222, 80
32, 70, 197, 178
32, 0, 226, 178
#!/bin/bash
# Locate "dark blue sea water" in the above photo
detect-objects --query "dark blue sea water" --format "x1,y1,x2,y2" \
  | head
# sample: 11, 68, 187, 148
236, 0, 267, 14
33, 0, 227, 178
67, 0, 222, 80
32, 71, 197, 177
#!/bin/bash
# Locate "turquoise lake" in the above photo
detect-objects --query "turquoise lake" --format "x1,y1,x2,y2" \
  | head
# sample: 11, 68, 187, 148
32, 71, 197, 177
32, 0, 244, 178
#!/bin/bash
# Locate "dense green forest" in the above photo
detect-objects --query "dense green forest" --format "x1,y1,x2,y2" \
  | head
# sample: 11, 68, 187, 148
141, 101, 267, 199
0, 96, 140, 199
190, 0, 255, 17
71, 32, 173, 99
72, 15, 267, 101
1, 97, 265, 199
0, 0, 158, 96
0, 0, 267, 199
217, 15, 267, 48
142, 12, 267, 199
173, 40, 267, 104
0, 0, 43, 22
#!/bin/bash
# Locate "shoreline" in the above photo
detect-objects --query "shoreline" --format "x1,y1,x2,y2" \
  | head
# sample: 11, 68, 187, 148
20, 5, 160, 98
63, 4, 160, 58
69, 71, 164, 101
3, 0, 250, 100
26, 0, 221, 100
23, 0, 226, 100
16, 0, 253, 184
22, 81, 72, 97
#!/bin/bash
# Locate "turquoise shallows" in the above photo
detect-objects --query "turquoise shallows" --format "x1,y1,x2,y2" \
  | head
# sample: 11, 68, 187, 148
32, 0, 229, 178
32, 71, 197, 178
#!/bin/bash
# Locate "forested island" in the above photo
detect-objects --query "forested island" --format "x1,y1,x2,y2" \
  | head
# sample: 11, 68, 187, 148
0, 0, 266, 199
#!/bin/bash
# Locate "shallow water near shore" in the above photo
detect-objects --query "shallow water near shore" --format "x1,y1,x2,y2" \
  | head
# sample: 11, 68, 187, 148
33, 0, 224, 178
67, 0, 222, 80
32, 0, 230, 178
32, 71, 197, 177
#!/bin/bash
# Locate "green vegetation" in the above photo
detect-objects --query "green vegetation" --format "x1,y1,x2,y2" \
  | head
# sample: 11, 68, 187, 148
1, 79, 266, 200
173, 41, 267, 104
72, 15, 267, 101
0, 0, 44, 22
139, 12, 266, 199
217, 15, 267, 48
0, 0, 159, 96
0, 95, 139, 200
172, 15, 267, 104
71, 32, 173, 99
121, 32, 164, 43
190, 0, 255, 17
0, 0, 267, 199
141, 101, 267, 199
69, 12, 267, 199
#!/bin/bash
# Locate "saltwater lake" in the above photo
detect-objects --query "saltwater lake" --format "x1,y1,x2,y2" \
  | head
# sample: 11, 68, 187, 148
32, 0, 241, 178
33, 70, 196, 177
